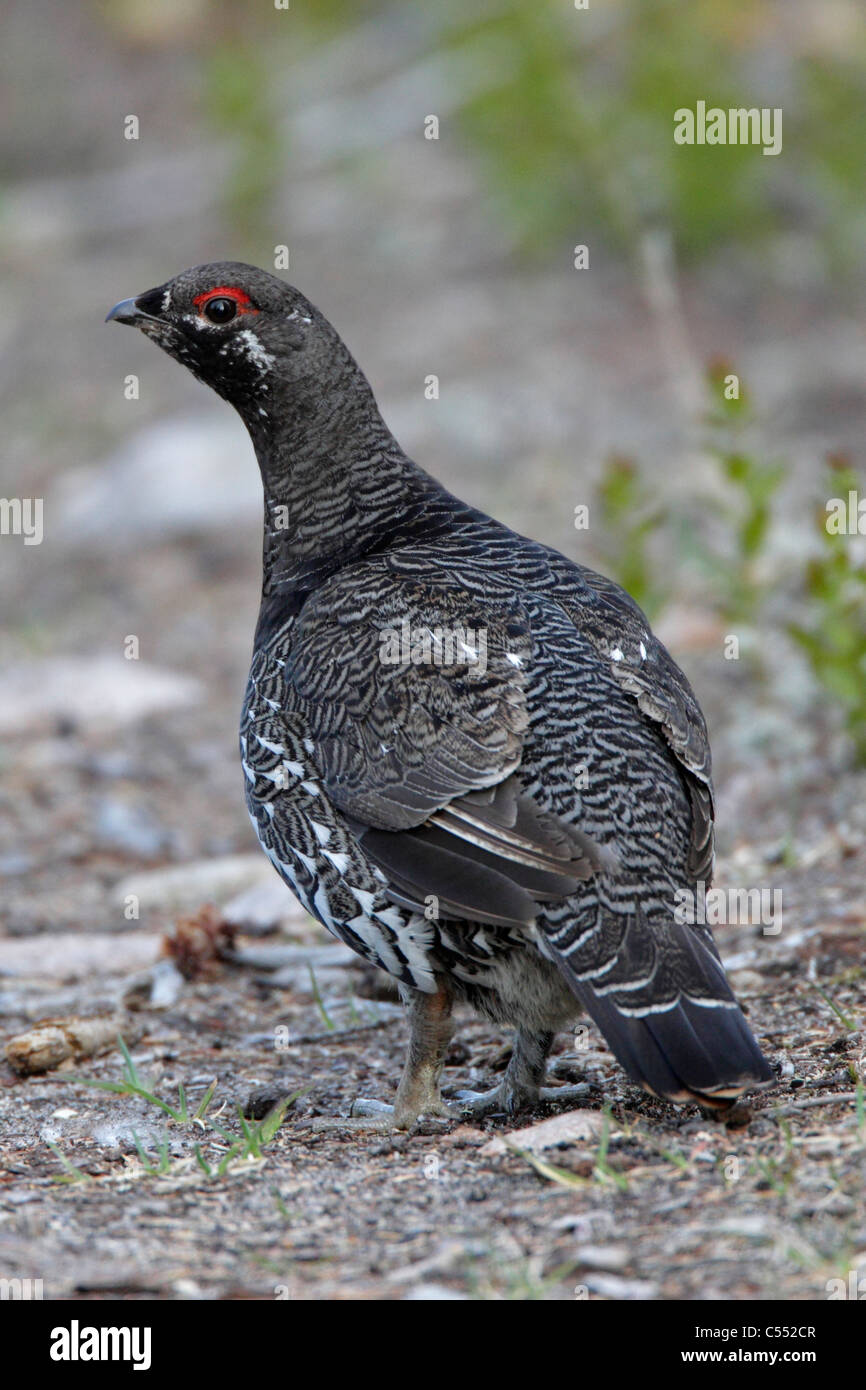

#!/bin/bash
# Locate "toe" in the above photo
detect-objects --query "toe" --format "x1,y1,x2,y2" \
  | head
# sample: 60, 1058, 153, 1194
349, 1097, 395, 1118
538, 1083, 593, 1107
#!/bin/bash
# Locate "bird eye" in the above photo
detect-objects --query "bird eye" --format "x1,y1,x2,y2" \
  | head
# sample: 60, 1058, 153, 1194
202, 296, 237, 324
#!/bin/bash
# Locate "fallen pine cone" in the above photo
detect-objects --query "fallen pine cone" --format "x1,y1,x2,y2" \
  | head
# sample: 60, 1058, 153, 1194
163, 903, 237, 981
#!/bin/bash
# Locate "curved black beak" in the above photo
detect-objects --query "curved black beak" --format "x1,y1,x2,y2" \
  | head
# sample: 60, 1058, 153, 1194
105, 286, 166, 325
105, 296, 148, 325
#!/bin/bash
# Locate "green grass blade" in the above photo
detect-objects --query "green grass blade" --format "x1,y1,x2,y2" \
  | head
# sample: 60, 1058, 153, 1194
117, 1034, 141, 1088
504, 1140, 588, 1190
194, 1081, 217, 1121
46, 1140, 89, 1184
307, 963, 335, 1031
194, 1145, 213, 1177
130, 1129, 156, 1175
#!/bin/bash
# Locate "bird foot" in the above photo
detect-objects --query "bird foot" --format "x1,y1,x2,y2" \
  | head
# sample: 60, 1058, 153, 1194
453, 1083, 528, 1118
454, 1080, 592, 1118
345, 1095, 458, 1131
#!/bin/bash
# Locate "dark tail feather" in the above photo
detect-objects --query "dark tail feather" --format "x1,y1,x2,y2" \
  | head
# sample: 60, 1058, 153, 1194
574, 990, 773, 1106
550, 918, 774, 1106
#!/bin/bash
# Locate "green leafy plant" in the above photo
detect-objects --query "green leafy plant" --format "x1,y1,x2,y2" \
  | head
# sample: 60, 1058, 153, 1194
789, 460, 866, 762
436, 0, 866, 266
594, 454, 669, 617
702, 362, 785, 626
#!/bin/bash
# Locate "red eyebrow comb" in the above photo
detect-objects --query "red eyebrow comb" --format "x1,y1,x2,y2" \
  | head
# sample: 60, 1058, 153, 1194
192, 286, 259, 314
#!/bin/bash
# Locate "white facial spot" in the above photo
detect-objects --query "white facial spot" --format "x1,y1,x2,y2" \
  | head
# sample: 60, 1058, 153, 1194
238, 328, 276, 373
639, 641, 647, 660
505, 652, 523, 668
610, 647, 624, 662
161, 289, 172, 312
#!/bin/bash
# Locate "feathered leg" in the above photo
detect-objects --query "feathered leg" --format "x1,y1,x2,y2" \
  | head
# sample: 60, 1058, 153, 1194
393, 981, 455, 1125
352, 980, 455, 1128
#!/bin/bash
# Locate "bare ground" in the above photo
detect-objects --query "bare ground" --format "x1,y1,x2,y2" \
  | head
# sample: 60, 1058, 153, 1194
1, 907, 863, 1302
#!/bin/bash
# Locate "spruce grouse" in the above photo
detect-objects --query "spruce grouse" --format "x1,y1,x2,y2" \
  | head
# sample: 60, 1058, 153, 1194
107, 263, 773, 1125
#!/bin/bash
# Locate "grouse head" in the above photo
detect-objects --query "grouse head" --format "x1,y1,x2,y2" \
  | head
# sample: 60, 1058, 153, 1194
106, 262, 347, 423
107, 262, 421, 567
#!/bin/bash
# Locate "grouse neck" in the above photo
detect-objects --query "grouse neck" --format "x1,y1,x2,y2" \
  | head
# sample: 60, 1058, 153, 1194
239, 374, 457, 597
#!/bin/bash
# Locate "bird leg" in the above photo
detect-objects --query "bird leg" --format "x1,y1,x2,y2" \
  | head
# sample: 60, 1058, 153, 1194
351, 980, 455, 1129
456, 1028, 591, 1116
393, 981, 455, 1126
348, 1008, 589, 1129
455, 1027, 553, 1116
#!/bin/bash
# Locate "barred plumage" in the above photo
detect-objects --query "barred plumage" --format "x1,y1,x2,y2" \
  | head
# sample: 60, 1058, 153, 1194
108, 263, 774, 1123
